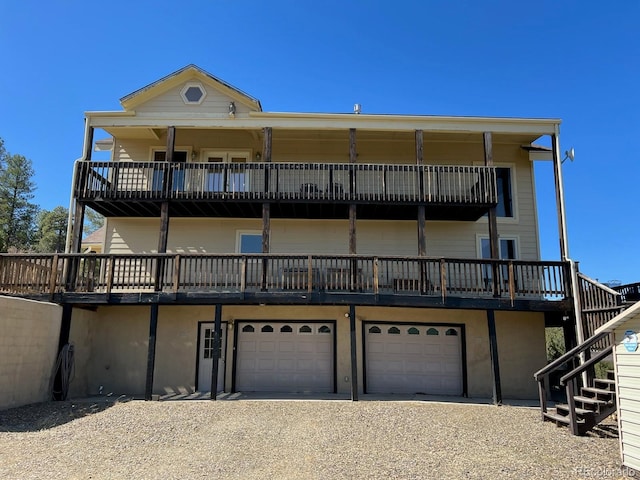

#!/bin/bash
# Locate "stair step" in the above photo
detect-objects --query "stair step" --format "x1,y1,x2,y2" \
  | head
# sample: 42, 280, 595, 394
573, 395, 609, 406
581, 386, 615, 397
544, 411, 584, 425
594, 378, 616, 390
555, 404, 596, 417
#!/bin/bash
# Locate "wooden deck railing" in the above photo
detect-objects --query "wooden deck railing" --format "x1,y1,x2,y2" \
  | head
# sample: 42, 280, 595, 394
613, 282, 640, 303
0, 253, 569, 302
75, 161, 497, 205
577, 273, 623, 349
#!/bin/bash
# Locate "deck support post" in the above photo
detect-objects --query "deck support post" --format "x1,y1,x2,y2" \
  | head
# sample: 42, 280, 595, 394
70, 201, 86, 255
349, 304, 358, 401
416, 129, 427, 257
551, 128, 569, 261
486, 309, 502, 405
84, 126, 94, 162
484, 132, 500, 295
145, 304, 159, 401
349, 129, 357, 289
210, 304, 223, 400
262, 127, 272, 290
52, 304, 73, 401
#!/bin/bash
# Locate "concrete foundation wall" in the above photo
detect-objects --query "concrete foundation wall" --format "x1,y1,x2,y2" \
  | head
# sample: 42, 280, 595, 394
73, 305, 545, 399
0, 297, 62, 410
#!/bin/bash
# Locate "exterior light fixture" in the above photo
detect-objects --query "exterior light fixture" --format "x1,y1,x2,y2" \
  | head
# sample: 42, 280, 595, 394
255, 152, 262, 161
228, 101, 236, 117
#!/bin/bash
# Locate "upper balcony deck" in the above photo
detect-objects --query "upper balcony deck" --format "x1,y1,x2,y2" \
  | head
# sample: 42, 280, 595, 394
76, 161, 497, 220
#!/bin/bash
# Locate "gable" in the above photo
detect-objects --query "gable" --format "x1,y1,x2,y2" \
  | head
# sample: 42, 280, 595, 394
132, 81, 256, 117
120, 64, 261, 115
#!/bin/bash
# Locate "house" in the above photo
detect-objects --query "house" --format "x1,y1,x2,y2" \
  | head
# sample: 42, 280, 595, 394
0, 65, 622, 404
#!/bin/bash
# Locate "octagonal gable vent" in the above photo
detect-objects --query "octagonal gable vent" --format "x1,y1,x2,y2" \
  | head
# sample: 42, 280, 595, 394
180, 82, 207, 105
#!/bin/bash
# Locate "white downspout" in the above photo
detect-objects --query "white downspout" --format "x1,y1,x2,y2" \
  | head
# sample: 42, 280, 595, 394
65, 117, 92, 253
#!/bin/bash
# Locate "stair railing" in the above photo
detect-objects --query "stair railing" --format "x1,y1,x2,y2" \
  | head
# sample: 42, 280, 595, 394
534, 330, 612, 425
559, 343, 613, 435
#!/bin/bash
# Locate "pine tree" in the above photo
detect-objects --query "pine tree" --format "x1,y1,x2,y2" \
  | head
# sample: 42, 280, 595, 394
34, 206, 68, 252
0, 153, 39, 251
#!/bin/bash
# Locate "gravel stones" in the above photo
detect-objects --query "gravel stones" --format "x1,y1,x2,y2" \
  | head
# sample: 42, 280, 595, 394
0, 399, 624, 479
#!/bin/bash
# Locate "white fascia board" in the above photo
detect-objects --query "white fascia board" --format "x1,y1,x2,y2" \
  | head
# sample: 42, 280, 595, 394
529, 151, 554, 161
86, 110, 560, 135
595, 301, 640, 335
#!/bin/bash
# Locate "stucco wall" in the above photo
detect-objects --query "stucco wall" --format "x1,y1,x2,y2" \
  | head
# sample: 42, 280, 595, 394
0, 297, 61, 410
76, 305, 544, 399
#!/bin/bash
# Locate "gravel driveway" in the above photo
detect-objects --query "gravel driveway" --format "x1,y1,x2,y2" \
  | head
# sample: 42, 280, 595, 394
0, 398, 626, 479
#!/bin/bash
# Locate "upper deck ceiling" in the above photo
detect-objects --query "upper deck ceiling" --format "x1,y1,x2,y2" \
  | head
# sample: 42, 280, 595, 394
100, 125, 545, 147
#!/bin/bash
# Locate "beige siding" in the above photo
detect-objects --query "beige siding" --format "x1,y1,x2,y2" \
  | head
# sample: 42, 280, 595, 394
134, 82, 253, 117
106, 215, 536, 261
614, 318, 640, 471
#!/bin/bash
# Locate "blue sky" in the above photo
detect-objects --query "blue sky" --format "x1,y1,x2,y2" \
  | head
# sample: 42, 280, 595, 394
0, 1, 638, 283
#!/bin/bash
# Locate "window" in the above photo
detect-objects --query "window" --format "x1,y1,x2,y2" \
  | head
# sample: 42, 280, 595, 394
408, 327, 420, 335
200, 151, 250, 193
445, 328, 458, 336
280, 325, 293, 333
299, 325, 312, 333
203, 328, 214, 359
261, 325, 274, 333
496, 167, 513, 217
238, 232, 263, 254
480, 237, 518, 289
426, 328, 439, 336
388, 326, 401, 335
368, 326, 381, 334
242, 325, 255, 333
318, 325, 331, 334
180, 82, 207, 105
151, 150, 188, 192
480, 238, 517, 261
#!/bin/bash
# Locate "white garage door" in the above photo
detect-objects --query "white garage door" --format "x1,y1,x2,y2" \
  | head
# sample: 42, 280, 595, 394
235, 322, 334, 393
365, 324, 463, 395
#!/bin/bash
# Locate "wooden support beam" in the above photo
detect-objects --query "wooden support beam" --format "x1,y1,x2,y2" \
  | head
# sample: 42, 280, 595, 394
165, 126, 176, 163
349, 304, 358, 401
84, 127, 94, 161
262, 127, 272, 162
415, 129, 424, 165
210, 304, 222, 400
349, 129, 358, 287
551, 130, 569, 261
52, 304, 73, 401
70, 201, 86, 254
487, 309, 502, 405
417, 206, 426, 256
484, 132, 500, 296
145, 304, 159, 401
416, 130, 427, 257
261, 203, 270, 291
156, 202, 170, 292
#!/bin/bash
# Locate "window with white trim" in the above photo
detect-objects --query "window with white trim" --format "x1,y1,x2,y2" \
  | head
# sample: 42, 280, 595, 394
237, 231, 262, 254
479, 236, 518, 289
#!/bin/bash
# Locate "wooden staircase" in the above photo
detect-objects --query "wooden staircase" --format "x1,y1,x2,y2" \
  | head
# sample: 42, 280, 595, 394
535, 330, 616, 436
543, 369, 617, 435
